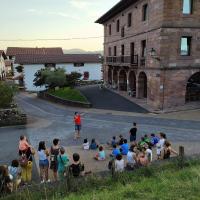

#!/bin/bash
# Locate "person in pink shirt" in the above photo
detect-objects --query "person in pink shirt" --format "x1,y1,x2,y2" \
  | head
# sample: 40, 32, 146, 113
19, 135, 30, 151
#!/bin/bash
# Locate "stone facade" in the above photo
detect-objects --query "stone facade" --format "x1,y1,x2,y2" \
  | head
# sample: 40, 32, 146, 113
97, 0, 200, 110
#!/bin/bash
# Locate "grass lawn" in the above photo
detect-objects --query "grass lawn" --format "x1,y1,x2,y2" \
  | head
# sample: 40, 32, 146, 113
65, 161, 200, 200
3, 158, 200, 200
48, 87, 88, 103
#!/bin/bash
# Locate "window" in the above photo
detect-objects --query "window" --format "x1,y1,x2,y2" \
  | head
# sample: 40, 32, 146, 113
121, 45, 125, 56
121, 45, 125, 63
116, 20, 120, 32
183, 0, 193, 14
109, 24, 112, 35
74, 63, 84, 67
121, 27, 125, 37
108, 47, 112, 56
128, 13, 132, 27
114, 46, 117, 56
180, 37, 192, 56
141, 40, 146, 57
83, 72, 89, 80
142, 4, 148, 21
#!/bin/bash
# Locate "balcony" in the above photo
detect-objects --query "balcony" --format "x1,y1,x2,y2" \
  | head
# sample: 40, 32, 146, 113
106, 55, 138, 66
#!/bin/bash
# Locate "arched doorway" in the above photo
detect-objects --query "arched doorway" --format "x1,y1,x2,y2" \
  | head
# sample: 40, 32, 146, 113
119, 70, 127, 91
113, 69, 118, 89
128, 71, 136, 97
186, 72, 200, 102
108, 67, 112, 85
138, 72, 147, 98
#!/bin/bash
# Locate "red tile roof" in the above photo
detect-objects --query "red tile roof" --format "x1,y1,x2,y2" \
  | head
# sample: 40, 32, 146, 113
6, 47, 63, 56
15, 54, 102, 64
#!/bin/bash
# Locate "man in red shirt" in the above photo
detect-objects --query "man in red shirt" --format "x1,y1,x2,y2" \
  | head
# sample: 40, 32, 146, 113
74, 112, 82, 139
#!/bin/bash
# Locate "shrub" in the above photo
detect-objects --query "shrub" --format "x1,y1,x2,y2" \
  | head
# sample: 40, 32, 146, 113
0, 82, 17, 108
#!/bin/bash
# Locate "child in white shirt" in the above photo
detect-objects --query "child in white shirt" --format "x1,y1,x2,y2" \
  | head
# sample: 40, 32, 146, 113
83, 139, 89, 150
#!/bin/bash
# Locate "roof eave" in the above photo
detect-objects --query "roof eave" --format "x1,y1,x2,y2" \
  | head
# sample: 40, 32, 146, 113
95, 0, 137, 24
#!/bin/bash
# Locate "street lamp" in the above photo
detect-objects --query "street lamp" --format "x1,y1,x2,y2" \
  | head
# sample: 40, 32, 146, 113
150, 48, 161, 61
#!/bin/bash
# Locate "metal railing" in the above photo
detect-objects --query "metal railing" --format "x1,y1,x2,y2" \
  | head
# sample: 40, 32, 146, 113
106, 55, 138, 66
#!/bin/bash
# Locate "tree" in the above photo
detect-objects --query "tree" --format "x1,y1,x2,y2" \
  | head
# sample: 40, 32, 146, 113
0, 82, 17, 108
66, 72, 82, 88
34, 68, 66, 90
15, 65, 23, 73
45, 68, 67, 89
34, 68, 82, 90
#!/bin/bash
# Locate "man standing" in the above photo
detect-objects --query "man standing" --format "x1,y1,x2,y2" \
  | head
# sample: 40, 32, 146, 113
74, 112, 82, 139
129, 122, 137, 143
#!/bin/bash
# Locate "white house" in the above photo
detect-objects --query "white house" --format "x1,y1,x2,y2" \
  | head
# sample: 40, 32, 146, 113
0, 50, 7, 80
14, 53, 102, 91
6, 47, 64, 86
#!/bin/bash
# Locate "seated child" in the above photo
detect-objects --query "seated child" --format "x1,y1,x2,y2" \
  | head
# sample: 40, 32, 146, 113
138, 137, 147, 148
126, 145, 137, 168
90, 139, 98, 150
144, 134, 151, 145
120, 139, 129, 155
8, 160, 21, 190
111, 144, 120, 158
137, 151, 149, 167
107, 136, 117, 148
83, 139, 89, 150
144, 145, 153, 162
150, 134, 159, 146
94, 146, 106, 161
118, 135, 124, 146
115, 154, 125, 172
69, 153, 85, 177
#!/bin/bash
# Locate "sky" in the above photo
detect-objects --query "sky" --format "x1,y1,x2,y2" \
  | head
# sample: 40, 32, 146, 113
0, 0, 120, 51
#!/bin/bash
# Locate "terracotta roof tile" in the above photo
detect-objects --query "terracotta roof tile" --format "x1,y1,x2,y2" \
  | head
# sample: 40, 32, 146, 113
6, 47, 63, 56
15, 54, 102, 64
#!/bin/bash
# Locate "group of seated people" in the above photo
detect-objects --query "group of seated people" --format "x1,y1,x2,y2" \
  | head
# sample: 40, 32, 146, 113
109, 133, 178, 172
82, 133, 178, 173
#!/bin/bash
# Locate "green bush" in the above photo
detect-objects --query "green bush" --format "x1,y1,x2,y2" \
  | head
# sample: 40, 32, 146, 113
0, 82, 17, 108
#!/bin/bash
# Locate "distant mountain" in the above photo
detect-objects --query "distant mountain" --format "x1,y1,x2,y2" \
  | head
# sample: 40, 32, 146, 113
63, 49, 103, 55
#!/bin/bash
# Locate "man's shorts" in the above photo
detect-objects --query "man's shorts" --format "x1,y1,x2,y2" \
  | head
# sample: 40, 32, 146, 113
75, 125, 81, 131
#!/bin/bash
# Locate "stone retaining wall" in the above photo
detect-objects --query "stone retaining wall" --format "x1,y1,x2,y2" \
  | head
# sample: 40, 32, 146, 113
0, 109, 27, 127
38, 92, 92, 108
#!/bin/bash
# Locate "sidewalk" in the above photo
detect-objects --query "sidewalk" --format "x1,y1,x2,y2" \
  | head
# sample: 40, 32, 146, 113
110, 88, 200, 114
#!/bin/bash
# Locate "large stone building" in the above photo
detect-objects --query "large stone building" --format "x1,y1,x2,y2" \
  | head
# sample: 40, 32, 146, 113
96, 0, 200, 110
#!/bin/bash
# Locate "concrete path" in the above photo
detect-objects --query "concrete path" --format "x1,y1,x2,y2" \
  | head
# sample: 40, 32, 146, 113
79, 85, 148, 113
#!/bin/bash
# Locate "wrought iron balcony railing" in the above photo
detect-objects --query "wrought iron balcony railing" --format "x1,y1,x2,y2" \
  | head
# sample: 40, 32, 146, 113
106, 55, 138, 66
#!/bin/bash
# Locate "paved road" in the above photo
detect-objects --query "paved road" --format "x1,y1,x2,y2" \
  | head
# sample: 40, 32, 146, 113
79, 85, 148, 113
1, 92, 200, 183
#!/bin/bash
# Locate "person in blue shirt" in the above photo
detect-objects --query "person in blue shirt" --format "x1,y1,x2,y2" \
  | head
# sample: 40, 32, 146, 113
111, 144, 121, 158
150, 134, 159, 146
90, 139, 98, 150
120, 139, 129, 155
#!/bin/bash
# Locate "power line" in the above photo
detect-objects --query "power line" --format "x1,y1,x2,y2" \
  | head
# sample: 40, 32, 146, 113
0, 36, 104, 42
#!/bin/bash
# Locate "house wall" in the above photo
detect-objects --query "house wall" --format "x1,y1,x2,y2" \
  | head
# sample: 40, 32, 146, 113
14, 62, 102, 92
0, 55, 6, 80
23, 64, 46, 92
56, 63, 102, 80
